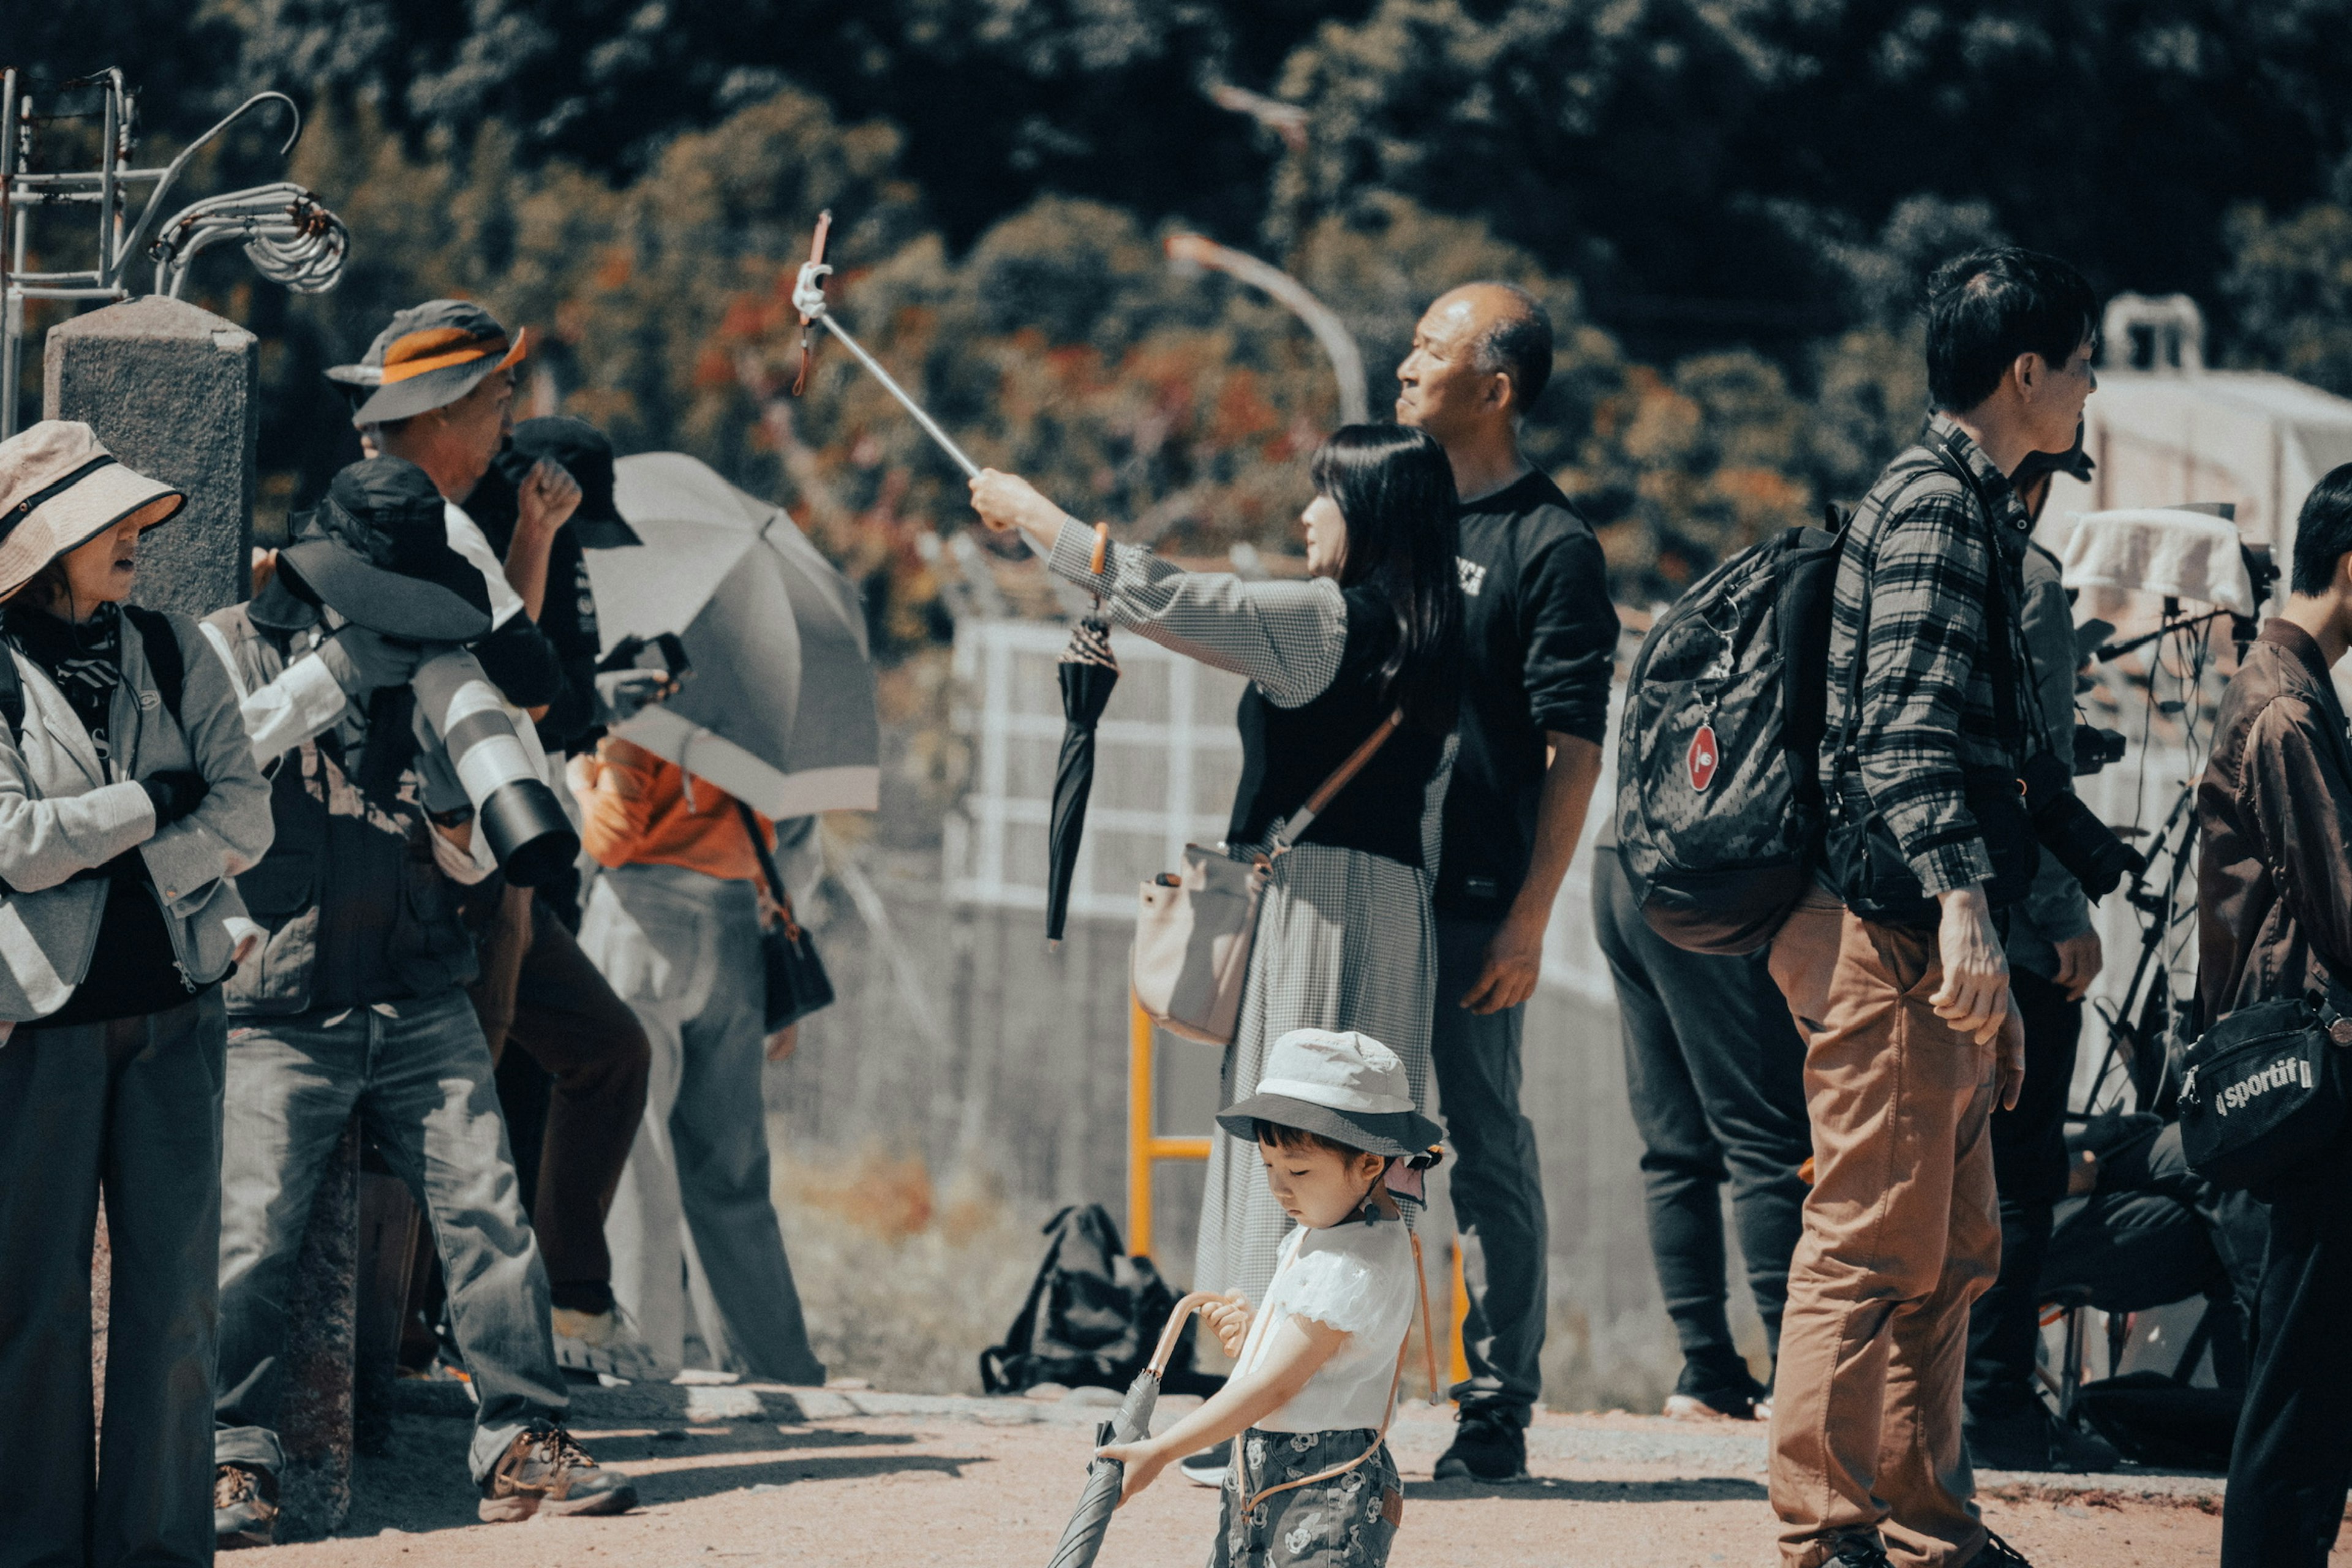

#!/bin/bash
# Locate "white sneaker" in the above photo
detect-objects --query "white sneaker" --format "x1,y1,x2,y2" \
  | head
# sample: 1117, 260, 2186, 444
552, 1304, 662, 1381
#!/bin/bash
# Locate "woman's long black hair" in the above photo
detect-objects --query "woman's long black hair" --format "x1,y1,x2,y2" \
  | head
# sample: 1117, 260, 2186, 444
1308, 423, 1464, 735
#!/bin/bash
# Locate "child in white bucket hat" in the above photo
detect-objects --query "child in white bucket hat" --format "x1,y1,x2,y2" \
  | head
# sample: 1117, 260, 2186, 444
1099, 1027, 1442, 1567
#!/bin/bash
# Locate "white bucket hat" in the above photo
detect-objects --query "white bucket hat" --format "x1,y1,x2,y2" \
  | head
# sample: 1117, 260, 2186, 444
1216, 1028, 1446, 1160
0, 421, 184, 602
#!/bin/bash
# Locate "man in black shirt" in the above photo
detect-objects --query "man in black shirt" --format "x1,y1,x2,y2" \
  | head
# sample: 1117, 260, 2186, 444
1397, 282, 1619, 1480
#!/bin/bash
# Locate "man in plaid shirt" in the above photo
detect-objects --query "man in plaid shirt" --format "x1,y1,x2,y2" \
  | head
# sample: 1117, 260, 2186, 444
1765, 249, 2098, 1568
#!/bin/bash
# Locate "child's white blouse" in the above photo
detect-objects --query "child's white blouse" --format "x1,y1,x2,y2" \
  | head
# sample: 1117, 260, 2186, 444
1231, 1215, 1416, 1433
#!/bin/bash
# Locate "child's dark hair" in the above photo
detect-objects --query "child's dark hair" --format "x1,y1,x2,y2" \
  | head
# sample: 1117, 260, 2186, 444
1254, 1119, 1375, 1160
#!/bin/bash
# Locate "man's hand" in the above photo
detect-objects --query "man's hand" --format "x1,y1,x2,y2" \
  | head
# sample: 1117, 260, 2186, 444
594, 668, 679, 726
1931, 885, 2011, 1047
1093, 1438, 1172, 1506
516, 458, 582, 538
1996, 1006, 2027, 1112
968, 469, 1068, 538
319, 624, 422, 696
1201, 1291, 1253, 1358
1459, 910, 1544, 1015
765, 1022, 799, 1063
2050, 929, 2103, 1003
251, 546, 279, 596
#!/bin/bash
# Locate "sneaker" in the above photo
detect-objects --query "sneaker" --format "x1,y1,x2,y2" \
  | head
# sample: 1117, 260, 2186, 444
1177, 1438, 1231, 1488
1966, 1402, 2120, 1474
552, 1303, 663, 1381
1826, 1537, 1893, 1568
478, 1427, 639, 1522
1971, 1531, 2036, 1567
214, 1464, 278, 1550
1664, 1360, 1767, 1422
1433, 1411, 1528, 1483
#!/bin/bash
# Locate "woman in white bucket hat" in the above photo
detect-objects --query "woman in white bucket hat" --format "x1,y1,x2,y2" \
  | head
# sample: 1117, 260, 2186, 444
0, 421, 274, 1566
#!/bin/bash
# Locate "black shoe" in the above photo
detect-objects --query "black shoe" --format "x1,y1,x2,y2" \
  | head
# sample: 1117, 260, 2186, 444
1966, 1401, 2120, 1473
1971, 1531, 2036, 1567
1177, 1438, 1231, 1488
214, 1464, 278, 1550
1826, 1536, 1893, 1568
1433, 1411, 1528, 1483
1665, 1357, 1767, 1422
478, 1427, 639, 1521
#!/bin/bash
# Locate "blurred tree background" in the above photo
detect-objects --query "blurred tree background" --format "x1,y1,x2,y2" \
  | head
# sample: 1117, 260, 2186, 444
13, 0, 2352, 630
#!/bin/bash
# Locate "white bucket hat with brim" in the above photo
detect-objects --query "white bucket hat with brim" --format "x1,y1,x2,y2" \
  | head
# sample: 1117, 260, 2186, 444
1216, 1028, 1446, 1161
0, 421, 186, 602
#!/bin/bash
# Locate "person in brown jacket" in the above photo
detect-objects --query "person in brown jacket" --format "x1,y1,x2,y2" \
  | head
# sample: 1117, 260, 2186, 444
2196, 461, 2352, 1568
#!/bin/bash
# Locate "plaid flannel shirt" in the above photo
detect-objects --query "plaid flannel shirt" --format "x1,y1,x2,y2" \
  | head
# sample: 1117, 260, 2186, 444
1822, 412, 2038, 897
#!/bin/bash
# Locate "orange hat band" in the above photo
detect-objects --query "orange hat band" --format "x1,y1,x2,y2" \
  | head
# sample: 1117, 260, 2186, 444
379, 326, 529, 383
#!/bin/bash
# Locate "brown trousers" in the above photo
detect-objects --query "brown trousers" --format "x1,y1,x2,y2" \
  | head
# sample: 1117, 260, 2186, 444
1765, 899, 2002, 1568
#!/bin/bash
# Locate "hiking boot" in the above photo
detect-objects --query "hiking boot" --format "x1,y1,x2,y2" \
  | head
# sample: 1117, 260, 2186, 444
1433, 1410, 1528, 1483
478, 1427, 639, 1521
214, 1464, 278, 1550
1970, 1531, 2037, 1567
552, 1303, 663, 1381
1966, 1401, 2120, 1474
1177, 1438, 1231, 1488
1825, 1536, 1893, 1568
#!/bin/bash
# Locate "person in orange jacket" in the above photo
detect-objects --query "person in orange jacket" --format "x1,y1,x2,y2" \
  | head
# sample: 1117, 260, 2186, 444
569, 737, 826, 1381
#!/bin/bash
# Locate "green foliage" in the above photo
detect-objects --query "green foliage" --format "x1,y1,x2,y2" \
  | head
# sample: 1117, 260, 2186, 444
2220, 198, 2352, 398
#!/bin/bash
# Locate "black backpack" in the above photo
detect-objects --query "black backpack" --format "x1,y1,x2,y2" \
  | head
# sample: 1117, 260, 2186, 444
979, 1204, 1215, 1397
0, 602, 187, 736
1611, 519, 1847, 954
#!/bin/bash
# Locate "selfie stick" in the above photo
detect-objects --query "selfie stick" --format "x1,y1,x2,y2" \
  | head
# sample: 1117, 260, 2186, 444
791, 214, 981, 480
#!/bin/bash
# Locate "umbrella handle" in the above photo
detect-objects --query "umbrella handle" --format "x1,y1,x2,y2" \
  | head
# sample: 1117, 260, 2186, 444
1146, 1291, 1221, 1378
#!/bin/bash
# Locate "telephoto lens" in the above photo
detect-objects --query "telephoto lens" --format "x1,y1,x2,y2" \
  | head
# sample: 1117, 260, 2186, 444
2021, 751, 2146, 899
409, 649, 580, 887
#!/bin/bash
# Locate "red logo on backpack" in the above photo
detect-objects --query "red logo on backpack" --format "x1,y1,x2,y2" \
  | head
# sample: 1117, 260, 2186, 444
1688, 725, 1719, 791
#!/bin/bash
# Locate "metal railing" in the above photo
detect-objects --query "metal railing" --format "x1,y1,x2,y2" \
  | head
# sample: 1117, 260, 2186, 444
1, 69, 347, 437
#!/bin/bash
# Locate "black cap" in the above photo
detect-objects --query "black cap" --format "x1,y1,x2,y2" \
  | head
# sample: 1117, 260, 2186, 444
276, 458, 494, 642
496, 417, 639, 548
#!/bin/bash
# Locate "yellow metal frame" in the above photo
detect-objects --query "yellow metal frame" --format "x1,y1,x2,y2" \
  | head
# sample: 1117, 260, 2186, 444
1128, 995, 1211, 1259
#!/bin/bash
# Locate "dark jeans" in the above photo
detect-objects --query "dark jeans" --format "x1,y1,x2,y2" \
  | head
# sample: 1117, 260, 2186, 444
2221, 1144, 2352, 1568
0, 995, 224, 1568
215, 989, 568, 1485
1591, 852, 1810, 1385
1430, 913, 1548, 1423
2043, 1121, 2267, 1321
1964, 965, 2078, 1421
469, 890, 652, 1310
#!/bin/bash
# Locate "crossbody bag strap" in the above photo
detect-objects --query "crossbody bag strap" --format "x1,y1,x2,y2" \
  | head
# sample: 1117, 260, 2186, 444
1237, 1227, 1428, 1517
1265, 711, 1403, 861
733, 798, 801, 939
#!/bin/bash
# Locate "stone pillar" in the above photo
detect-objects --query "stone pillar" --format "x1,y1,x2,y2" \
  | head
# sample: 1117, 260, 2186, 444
42, 293, 255, 615
274, 1124, 360, 1539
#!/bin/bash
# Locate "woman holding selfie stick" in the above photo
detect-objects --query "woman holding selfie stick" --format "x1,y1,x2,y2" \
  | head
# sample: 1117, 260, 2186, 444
970, 426, 1462, 1462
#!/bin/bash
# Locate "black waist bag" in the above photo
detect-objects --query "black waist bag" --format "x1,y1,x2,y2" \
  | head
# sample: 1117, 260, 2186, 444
2177, 993, 2350, 1192
1827, 767, 2038, 931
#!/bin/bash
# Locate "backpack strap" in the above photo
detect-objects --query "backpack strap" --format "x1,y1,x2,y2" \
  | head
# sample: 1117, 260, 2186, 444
121, 603, 187, 725
0, 644, 21, 737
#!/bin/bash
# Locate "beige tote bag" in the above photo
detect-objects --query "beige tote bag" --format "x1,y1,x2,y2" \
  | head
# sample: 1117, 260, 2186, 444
1133, 713, 1400, 1045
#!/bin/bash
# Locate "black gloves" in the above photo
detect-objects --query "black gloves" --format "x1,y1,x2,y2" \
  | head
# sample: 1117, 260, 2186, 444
140, 769, 209, 827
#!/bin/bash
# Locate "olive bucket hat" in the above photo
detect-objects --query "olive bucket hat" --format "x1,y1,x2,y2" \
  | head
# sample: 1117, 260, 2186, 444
276, 457, 494, 642
0, 421, 186, 602
327, 299, 528, 428
1216, 1028, 1446, 1161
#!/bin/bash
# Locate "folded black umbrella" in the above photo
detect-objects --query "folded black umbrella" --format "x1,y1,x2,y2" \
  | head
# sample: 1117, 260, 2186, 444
1047, 616, 1118, 942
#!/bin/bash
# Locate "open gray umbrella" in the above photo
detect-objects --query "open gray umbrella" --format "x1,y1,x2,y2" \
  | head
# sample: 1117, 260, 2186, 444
1046, 1292, 1215, 1568
589, 452, 880, 818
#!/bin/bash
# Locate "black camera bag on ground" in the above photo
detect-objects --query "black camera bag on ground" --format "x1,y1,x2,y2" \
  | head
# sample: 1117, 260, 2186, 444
979, 1204, 1218, 1397
2177, 990, 2351, 1191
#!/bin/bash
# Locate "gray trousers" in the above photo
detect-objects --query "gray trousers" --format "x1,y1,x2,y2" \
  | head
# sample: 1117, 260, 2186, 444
214, 989, 567, 1485
582, 864, 825, 1382
1430, 913, 1548, 1422
0, 994, 225, 1568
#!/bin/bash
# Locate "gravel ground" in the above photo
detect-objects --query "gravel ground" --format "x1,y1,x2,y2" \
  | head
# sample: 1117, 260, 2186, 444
228, 1382, 2254, 1567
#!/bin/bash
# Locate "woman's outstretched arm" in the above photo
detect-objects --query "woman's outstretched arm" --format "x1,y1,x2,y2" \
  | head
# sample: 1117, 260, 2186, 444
969, 470, 1344, 709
